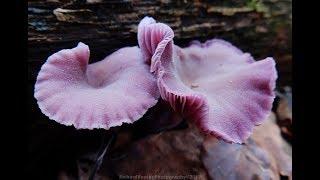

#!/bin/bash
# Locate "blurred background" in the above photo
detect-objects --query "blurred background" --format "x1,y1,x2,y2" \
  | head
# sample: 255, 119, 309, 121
28, 0, 292, 179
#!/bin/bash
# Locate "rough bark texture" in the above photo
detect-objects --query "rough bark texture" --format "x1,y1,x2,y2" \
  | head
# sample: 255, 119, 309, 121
28, 0, 292, 87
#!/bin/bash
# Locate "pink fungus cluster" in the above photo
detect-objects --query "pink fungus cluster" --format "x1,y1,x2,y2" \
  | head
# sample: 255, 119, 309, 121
34, 17, 277, 143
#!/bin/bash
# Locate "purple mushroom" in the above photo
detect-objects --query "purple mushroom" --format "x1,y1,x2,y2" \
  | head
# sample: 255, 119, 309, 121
34, 16, 277, 144
34, 42, 159, 129
138, 17, 277, 143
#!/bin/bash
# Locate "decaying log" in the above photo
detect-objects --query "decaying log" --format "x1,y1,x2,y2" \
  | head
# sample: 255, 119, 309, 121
28, 0, 291, 87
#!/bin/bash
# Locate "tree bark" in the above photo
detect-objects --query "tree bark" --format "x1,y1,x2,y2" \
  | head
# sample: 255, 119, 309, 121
28, 0, 291, 87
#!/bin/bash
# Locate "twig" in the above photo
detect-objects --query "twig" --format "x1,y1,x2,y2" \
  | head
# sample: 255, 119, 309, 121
88, 132, 116, 180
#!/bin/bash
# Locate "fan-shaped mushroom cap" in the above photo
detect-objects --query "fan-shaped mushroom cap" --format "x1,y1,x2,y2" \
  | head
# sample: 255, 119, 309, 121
138, 16, 174, 73
34, 42, 159, 129
138, 17, 277, 143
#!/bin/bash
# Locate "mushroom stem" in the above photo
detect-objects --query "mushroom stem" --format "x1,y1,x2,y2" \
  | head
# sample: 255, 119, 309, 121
88, 131, 117, 180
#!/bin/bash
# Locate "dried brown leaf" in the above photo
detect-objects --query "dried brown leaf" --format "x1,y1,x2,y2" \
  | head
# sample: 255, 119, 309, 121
202, 113, 292, 180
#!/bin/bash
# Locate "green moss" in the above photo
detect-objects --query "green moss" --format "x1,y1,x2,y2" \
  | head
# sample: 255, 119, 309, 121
246, 0, 270, 17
